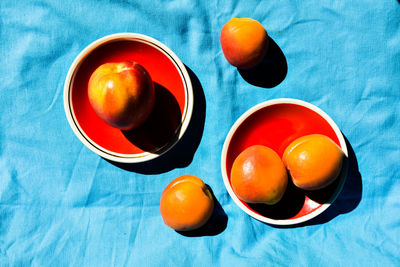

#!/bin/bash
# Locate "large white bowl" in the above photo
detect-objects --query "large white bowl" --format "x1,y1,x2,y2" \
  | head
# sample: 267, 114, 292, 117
221, 98, 348, 226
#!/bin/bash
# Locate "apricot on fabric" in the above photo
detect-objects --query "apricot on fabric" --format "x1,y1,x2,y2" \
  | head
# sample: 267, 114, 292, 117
160, 175, 214, 231
220, 18, 269, 69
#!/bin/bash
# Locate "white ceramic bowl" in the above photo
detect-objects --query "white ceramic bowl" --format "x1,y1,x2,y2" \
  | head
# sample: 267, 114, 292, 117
221, 98, 348, 226
64, 33, 193, 163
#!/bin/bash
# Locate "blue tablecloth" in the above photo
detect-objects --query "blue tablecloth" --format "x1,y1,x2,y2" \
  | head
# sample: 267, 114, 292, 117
1, 1, 399, 266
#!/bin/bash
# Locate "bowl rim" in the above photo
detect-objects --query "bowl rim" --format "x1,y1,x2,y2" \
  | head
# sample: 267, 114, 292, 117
220, 98, 349, 226
63, 33, 194, 163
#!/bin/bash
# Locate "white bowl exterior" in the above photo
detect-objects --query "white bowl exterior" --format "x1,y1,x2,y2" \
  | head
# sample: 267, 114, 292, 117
64, 33, 193, 163
220, 98, 348, 226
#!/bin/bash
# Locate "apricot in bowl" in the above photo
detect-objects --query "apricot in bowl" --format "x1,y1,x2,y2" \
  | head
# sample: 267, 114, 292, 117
88, 61, 155, 130
283, 134, 344, 191
230, 145, 288, 205
220, 18, 269, 69
160, 175, 214, 231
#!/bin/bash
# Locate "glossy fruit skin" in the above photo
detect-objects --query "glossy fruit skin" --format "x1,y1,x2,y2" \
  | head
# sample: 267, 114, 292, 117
230, 145, 288, 205
283, 134, 344, 191
88, 61, 155, 130
220, 18, 269, 69
160, 175, 214, 231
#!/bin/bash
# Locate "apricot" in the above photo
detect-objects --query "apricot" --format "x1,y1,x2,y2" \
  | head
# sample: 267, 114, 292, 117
88, 61, 155, 130
220, 18, 269, 69
160, 175, 214, 231
230, 145, 288, 205
283, 134, 344, 191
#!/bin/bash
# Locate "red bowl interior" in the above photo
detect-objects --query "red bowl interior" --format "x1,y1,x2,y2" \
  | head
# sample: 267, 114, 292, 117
225, 103, 344, 221
69, 38, 187, 155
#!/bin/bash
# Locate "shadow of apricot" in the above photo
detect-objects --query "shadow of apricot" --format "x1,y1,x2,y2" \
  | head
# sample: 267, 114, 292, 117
238, 37, 287, 88
122, 83, 182, 154
272, 135, 362, 228
107, 66, 206, 174
248, 178, 305, 220
177, 186, 228, 237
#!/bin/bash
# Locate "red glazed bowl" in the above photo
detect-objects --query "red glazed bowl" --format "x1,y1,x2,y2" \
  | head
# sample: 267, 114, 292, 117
221, 98, 348, 226
64, 33, 193, 163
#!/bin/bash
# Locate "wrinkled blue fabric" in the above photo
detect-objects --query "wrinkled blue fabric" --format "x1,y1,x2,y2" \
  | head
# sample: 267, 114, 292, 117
1, 0, 400, 266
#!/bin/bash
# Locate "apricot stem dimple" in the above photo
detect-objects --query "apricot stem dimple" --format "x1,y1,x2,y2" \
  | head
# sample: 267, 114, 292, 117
202, 186, 213, 200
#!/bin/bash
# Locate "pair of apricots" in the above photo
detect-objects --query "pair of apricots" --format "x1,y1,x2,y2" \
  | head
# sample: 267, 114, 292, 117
87, 18, 343, 231
231, 134, 344, 206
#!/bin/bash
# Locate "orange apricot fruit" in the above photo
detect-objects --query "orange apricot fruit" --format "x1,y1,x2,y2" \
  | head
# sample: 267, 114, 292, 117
88, 61, 155, 130
220, 18, 269, 69
230, 145, 288, 205
283, 134, 344, 191
160, 175, 214, 231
